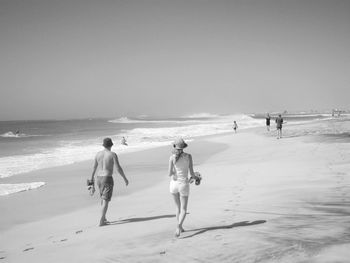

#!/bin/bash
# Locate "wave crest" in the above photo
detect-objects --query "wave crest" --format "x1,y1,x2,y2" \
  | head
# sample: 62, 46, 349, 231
183, 113, 221, 119
0, 182, 45, 196
0, 131, 44, 138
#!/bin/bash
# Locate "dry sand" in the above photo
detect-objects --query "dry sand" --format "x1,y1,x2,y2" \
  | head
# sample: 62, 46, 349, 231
0, 120, 349, 263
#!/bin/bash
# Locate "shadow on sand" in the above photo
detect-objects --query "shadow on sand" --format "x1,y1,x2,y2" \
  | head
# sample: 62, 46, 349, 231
181, 220, 267, 239
108, 214, 176, 225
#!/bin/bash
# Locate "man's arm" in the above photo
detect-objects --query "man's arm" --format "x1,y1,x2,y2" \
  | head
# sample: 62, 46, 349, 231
91, 156, 98, 181
114, 153, 129, 186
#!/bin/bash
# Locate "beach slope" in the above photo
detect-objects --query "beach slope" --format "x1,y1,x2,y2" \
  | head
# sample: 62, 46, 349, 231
1, 121, 350, 262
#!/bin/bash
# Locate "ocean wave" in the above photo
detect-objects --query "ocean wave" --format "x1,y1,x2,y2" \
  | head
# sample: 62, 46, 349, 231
109, 116, 201, 124
0, 139, 170, 178
108, 117, 172, 124
0, 114, 261, 178
0, 131, 45, 138
0, 182, 45, 196
182, 113, 221, 119
124, 114, 263, 141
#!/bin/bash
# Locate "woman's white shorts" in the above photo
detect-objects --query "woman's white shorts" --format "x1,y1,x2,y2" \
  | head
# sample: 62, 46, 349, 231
169, 180, 189, 196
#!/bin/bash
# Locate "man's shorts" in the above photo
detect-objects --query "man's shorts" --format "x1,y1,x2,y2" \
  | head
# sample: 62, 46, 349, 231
169, 180, 189, 196
97, 176, 114, 201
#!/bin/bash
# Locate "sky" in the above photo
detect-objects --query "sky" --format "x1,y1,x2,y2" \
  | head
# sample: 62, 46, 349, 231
0, 0, 349, 120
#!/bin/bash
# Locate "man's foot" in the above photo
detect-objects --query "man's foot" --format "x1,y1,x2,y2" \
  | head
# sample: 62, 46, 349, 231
99, 218, 110, 227
99, 222, 106, 227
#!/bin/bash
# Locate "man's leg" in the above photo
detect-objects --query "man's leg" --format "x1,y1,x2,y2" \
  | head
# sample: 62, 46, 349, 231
100, 199, 109, 226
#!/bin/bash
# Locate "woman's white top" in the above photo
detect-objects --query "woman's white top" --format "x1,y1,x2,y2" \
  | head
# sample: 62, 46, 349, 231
172, 153, 190, 183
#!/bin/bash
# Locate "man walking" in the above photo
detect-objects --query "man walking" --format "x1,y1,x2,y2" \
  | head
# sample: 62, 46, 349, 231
90, 138, 129, 226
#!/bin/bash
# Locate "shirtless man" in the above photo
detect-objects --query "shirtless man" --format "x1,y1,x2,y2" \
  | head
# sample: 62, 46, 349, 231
91, 138, 129, 226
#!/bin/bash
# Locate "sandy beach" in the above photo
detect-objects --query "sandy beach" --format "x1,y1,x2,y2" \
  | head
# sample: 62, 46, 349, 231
1, 119, 350, 263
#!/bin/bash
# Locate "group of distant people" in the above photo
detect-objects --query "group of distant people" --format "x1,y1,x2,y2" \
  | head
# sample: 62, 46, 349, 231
232, 113, 284, 139
266, 113, 284, 139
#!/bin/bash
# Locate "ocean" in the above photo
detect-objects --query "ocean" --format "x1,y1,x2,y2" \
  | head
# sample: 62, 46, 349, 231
0, 112, 345, 196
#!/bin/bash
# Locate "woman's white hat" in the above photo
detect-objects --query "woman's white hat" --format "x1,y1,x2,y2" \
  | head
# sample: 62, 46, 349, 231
173, 137, 188, 149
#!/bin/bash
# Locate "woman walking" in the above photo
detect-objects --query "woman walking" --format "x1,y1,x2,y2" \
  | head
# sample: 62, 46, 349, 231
168, 138, 196, 237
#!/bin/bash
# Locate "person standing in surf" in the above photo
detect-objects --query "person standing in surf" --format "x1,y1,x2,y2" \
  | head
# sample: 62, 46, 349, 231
275, 114, 284, 139
168, 138, 196, 237
266, 113, 271, 131
233, 121, 238, 133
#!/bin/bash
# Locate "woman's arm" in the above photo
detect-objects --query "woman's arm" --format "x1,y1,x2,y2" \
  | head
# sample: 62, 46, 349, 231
168, 156, 175, 177
188, 154, 195, 177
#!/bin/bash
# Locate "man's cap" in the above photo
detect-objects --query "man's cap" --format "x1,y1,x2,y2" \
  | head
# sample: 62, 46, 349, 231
103, 137, 114, 148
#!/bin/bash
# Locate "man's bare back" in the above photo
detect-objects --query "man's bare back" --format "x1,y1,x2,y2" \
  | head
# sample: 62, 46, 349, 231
96, 150, 116, 177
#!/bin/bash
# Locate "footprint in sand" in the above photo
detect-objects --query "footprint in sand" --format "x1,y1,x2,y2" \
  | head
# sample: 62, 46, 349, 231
214, 234, 222, 240
53, 238, 68, 243
23, 247, 34, 252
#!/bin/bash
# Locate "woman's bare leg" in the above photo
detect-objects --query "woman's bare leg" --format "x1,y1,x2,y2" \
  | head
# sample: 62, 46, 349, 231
172, 193, 180, 223
178, 195, 189, 235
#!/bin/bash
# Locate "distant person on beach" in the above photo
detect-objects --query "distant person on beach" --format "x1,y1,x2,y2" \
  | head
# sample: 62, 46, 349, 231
121, 136, 128, 146
266, 113, 271, 131
168, 138, 196, 237
90, 138, 129, 226
275, 114, 284, 139
233, 121, 238, 133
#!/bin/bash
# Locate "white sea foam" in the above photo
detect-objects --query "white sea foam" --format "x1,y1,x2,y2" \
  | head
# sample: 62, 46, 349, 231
124, 114, 263, 142
108, 117, 173, 124
183, 113, 221, 118
0, 139, 170, 178
0, 131, 45, 138
0, 182, 45, 196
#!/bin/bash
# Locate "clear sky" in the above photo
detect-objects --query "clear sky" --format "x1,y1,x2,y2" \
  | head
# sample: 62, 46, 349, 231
1, 0, 349, 120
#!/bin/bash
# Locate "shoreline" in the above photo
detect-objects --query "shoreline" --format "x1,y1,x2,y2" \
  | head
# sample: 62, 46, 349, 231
0, 136, 229, 232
